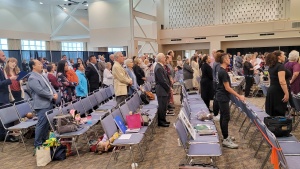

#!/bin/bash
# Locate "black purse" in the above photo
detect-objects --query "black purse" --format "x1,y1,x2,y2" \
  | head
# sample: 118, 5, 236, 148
140, 92, 150, 104
264, 116, 292, 137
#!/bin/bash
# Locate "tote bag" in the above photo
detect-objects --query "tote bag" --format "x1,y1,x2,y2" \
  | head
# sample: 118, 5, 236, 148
126, 114, 142, 129
36, 146, 51, 166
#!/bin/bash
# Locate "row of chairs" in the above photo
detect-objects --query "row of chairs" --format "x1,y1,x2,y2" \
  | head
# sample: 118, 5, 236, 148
175, 85, 222, 167
230, 93, 300, 169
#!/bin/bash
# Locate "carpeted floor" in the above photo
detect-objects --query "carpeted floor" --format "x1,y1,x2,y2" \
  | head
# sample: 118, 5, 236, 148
0, 95, 296, 169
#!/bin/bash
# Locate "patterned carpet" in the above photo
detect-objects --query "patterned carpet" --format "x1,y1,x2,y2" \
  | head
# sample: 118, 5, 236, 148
0, 95, 295, 169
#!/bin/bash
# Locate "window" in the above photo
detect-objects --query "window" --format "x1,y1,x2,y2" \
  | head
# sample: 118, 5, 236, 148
108, 47, 123, 52
21, 40, 46, 50
0, 39, 8, 50
62, 42, 84, 51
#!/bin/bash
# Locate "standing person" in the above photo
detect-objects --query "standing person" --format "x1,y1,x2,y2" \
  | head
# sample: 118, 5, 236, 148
243, 54, 254, 97
0, 51, 19, 142
57, 60, 76, 103
97, 55, 106, 83
155, 53, 171, 127
47, 65, 60, 90
285, 50, 300, 95
210, 49, 217, 67
200, 56, 214, 112
216, 53, 245, 149
22, 59, 29, 72
61, 55, 73, 69
265, 51, 291, 116
191, 56, 200, 90
109, 54, 115, 68
112, 52, 132, 105
76, 58, 86, 69
125, 59, 138, 96
4, 58, 24, 103
165, 55, 175, 115
235, 52, 243, 75
102, 62, 113, 87
183, 58, 194, 90
28, 59, 57, 148
85, 55, 101, 92
133, 58, 146, 86
75, 63, 88, 98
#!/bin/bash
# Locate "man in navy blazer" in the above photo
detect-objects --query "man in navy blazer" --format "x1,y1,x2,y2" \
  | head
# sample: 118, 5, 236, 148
154, 53, 171, 127
28, 59, 57, 148
0, 50, 19, 142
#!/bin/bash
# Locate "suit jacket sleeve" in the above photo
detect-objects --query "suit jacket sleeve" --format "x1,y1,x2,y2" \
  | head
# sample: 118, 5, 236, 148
114, 66, 131, 84
85, 65, 93, 79
0, 78, 12, 88
156, 67, 170, 92
184, 63, 194, 73
28, 76, 53, 100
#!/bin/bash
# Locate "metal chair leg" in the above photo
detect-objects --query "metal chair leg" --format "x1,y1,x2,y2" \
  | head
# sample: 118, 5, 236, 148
234, 110, 241, 125
129, 146, 137, 168
106, 147, 116, 169
248, 129, 258, 148
2, 131, 9, 152
239, 116, 248, 132
72, 137, 80, 157
137, 144, 144, 162
243, 123, 252, 139
254, 137, 264, 158
260, 149, 272, 169
19, 131, 27, 151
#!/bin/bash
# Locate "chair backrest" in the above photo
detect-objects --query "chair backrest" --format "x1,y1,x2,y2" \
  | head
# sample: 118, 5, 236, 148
126, 98, 136, 112
111, 108, 125, 124
146, 76, 155, 83
132, 92, 142, 110
100, 89, 109, 101
292, 96, 300, 111
175, 119, 188, 151
94, 90, 104, 104
254, 116, 269, 144
46, 108, 61, 131
88, 94, 98, 108
81, 97, 93, 112
72, 100, 86, 116
119, 102, 131, 122
14, 100, 34, 118
183, 98, 191, 113
0, 105, 20, 128
109, 85, 115, 96
61, 103, 74, 114
182, 101, 191, 119
105, 87, 113, 99
101, 114, 118, 138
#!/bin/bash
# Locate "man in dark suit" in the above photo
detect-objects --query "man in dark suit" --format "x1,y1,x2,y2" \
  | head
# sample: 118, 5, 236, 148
86, 55, 101, 92
154, 53, 171, 127
0, 50, 19, 142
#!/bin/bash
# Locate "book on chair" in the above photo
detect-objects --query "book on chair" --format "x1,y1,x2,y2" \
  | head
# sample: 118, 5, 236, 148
114, 115, 140, 134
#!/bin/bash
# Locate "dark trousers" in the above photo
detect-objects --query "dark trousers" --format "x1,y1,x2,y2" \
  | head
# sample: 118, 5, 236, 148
116, 95, 127, 106
213, 82, 219, 116
157, 96, 168, 124
203, 99, 210, 111
245, 76, 253, 97
34, 104, 52, 147
218, 101, 230, 139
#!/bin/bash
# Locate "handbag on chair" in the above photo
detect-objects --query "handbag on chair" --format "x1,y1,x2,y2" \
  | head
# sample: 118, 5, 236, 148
264, 116, 292, 137
126, 114, 142, 129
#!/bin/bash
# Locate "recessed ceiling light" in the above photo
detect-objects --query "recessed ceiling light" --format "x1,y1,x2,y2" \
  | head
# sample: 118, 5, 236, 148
63, 7, 66, 10
39, 2, 43, 4
85, 4, 88, 7
64, 0, 68, 1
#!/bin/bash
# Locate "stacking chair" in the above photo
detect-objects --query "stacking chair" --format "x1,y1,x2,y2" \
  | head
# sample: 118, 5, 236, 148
14, 100, 37, 124
88, 94, 108, 120
0, 104, 36, 151
104, 87, 117, 106
292, 96, 300, 130
261, 85, 268, 109
61, 102, 74, 114
101, 114, 144, 169
146, 76, 155, 83
46, 108, 90, 156
175, 119, 221, 166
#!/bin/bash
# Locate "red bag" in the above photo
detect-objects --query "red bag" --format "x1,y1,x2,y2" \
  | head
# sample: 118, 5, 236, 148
126, 114, 142, 129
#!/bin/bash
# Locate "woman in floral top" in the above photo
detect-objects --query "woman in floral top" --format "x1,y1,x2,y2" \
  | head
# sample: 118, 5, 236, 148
57, 60, 77, 103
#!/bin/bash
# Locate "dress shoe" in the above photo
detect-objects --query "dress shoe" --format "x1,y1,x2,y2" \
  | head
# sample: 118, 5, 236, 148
164, 121, 171, 124
168, 104, 175, 109
158, 123, 169, 127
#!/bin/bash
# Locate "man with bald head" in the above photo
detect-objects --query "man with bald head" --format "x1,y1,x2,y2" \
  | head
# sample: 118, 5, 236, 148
28, 59, 57, 148
155, 53, 171, 127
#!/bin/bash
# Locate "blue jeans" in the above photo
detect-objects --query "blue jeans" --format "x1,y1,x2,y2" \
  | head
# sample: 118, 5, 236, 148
34, 104, 52, 147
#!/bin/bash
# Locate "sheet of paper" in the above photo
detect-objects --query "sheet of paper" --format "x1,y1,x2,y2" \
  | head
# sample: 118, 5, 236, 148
118, 134, 132, 140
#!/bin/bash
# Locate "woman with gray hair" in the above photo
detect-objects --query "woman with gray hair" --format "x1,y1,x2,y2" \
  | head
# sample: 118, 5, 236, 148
125, 58, 138, 96
103, 62, 114, 87
284, 50, 300, 95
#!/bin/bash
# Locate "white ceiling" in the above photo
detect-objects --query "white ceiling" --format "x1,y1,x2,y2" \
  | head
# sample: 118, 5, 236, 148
30, 0, 103, 10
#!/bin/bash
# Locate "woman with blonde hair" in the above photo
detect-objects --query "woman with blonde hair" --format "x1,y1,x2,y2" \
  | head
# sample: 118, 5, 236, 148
191, 56, 200, 90
4, 57, 24, 102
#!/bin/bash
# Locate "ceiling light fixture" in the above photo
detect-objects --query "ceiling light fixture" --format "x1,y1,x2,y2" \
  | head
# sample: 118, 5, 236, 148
39, 2, 43, 4
64, 0, 68, 1
63, 7, 66, 10
85, 4, 88, 7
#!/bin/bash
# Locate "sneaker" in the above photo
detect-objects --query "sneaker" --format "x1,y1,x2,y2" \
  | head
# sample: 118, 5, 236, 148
222, 137, 238, 149
166, 110, 175, 116
213, 114, 220, 121
221, 136, 235, 141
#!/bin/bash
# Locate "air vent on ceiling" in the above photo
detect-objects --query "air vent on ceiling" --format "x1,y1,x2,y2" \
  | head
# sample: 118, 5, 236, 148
194, 37, 206, 40
260, 33, 275, 36
292, 22, 300, 28
225, 35, 238, 38
171, 39, 182, 41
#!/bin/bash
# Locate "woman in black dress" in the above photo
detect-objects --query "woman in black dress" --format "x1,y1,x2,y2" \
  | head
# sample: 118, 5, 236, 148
243, 54, 254, 97
200, 55, 214, 111
265, 51, 291, 116
133, 58, 146, 86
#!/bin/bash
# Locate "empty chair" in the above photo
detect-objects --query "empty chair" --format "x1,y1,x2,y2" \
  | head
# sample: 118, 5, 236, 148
175, 119, 221, 166
101, 114, 144, 168
14, 100, 36, 124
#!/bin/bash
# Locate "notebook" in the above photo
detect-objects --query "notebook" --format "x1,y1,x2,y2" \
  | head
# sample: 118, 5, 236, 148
17, 71, 29, 81
114, 115, 140, 134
